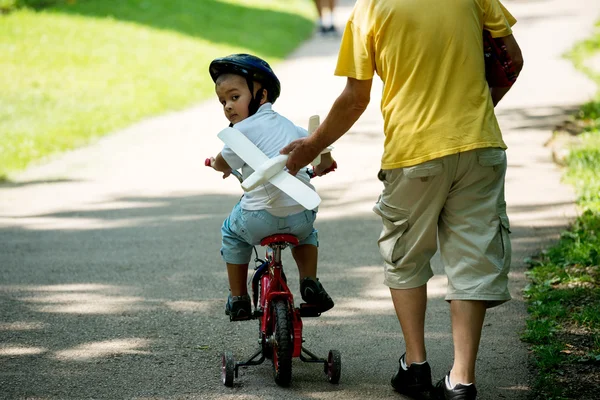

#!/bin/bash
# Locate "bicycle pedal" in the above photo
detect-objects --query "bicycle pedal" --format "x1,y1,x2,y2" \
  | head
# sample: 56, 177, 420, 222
299, 304, 321, 317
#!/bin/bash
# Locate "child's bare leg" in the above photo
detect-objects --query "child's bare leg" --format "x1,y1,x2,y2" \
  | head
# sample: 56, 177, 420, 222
226, 263, 249, 296
291, 244, 318, 280
292, 244, 334, 312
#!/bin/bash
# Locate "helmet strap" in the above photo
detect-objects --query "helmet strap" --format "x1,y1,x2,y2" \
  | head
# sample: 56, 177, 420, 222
245, 77, 264, 117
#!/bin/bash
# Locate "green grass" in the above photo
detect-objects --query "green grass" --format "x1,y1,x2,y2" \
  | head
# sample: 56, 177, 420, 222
0, 0, 315, 180
522, 20, 600, 400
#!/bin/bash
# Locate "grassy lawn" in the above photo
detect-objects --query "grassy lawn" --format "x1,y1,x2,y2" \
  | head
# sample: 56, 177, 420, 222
522, 21, 600, 400
0, 0, 315, 180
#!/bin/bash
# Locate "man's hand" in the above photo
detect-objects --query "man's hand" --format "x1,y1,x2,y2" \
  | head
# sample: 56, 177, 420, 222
282, 77, 372, 174
280, 137, 323, 176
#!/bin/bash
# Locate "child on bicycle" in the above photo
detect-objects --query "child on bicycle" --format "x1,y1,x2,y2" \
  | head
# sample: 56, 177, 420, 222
206, 54, 336, 321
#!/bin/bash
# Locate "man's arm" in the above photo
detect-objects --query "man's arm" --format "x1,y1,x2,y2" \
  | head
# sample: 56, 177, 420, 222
491, 33, 524, 106
282, 77, 372, 175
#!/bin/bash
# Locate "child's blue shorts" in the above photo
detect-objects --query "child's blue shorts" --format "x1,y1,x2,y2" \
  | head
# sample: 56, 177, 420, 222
221, 202, 318, 264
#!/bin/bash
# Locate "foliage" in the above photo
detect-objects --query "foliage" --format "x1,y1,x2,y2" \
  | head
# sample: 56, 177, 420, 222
524, 20, 600, 399
0, 0, 315, 179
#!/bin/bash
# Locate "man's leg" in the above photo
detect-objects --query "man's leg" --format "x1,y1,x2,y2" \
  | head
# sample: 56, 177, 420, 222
437, 148, 511, 397
449, 300, 487, 385
390, 285, 428, 365
374, 161, 453, 395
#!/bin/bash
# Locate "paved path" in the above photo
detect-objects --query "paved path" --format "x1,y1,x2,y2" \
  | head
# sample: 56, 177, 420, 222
1, 1, 598, 399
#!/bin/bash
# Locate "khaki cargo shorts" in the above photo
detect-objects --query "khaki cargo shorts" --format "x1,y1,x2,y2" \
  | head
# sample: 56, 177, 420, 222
373, 148, 512, 308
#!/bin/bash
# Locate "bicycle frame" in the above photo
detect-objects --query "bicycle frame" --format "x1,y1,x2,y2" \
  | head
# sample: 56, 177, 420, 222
258, 242, 303, 358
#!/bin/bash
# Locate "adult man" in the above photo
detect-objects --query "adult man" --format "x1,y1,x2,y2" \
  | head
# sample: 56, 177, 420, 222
282, 0, 523, 399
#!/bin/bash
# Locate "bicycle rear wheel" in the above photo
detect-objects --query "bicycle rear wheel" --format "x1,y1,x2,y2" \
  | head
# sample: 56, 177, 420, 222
271, 300, 293, 386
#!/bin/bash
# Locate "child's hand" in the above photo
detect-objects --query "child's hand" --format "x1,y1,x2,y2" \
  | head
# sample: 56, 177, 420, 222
206, 157, 216, 168
313, 152, 336, 176
206, 157, 232, 179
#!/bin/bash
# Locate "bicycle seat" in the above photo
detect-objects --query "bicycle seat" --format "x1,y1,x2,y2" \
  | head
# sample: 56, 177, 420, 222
260, 234, 299, 247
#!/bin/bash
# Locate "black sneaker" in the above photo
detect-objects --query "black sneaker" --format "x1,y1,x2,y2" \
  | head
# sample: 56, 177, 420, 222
434, 373, 477, 400
300, 277, 334, 313
391, 353, 433, 398
225, 293, 251, 321
325, 25, 339, 35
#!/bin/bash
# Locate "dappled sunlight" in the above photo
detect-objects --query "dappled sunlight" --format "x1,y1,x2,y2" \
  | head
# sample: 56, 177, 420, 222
0, 321, 46, 331
424, 331, 452, 340
345, 265, 382, 277
0, 345, 47, 356
0, 283, 116, 292
200, 395, 264, 400
1, 283, 150, 315
427, 275, 448, 298
54, 338, 151, 361
10, 214, 212, 231
18, 292, 148, 314
304, 317, 366, 326
319, 207, 376, 221
1, 283, 220, 316
498, 385, 530, 392
338, 298, 395, 313
164, 300, 212, 312
509, 271, 527, 280
363, 285, 392, 299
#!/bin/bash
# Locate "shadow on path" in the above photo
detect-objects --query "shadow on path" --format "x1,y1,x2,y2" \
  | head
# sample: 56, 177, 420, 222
0, 188, 570, 399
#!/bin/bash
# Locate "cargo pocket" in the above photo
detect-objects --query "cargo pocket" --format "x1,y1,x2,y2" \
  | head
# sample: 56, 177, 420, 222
499, 213, 511, 260
477, 148, 506, 171
377, 169, 400, 185
403, 160, 443, 182
373, 200, 410, 265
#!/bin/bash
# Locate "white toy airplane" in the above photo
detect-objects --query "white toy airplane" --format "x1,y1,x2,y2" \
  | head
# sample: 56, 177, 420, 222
216, 115, 331, 210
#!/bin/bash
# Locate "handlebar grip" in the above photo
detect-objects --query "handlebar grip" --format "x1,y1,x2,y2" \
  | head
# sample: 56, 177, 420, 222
205, 158, 212, 167
307, 160, 338, 178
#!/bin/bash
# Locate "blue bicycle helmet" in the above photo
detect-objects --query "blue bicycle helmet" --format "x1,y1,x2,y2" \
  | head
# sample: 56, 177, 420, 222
209, 54, 281, 116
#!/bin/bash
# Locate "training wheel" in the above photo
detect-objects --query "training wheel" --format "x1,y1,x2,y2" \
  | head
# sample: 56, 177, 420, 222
221, 351, 235, 387
325, 349, 341, 384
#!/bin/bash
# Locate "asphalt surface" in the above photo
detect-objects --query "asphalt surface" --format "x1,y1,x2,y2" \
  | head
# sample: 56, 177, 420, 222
1, 1, 599, 399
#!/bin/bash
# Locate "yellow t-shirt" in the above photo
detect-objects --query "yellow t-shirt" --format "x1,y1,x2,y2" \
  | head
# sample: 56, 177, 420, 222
335, 0, 515, 169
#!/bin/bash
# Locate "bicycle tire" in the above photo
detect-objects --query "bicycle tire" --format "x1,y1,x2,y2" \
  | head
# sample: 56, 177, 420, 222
271, 300, 293, 386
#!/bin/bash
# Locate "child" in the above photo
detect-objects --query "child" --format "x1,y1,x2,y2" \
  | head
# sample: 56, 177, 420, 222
206, 54, 336, 321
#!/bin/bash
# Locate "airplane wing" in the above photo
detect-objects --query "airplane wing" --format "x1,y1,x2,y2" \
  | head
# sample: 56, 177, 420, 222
269, 171, 321, 210
217, 126, 322, 210
217, 127, 268, 171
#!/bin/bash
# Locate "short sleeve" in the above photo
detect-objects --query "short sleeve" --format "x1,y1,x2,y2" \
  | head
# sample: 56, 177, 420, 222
497, 0, 517, 27
483, 0, 513, 38
221, 145, 244, 170
334, 20, 376, 80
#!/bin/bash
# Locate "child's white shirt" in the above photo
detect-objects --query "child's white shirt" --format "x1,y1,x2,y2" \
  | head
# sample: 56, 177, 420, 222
221, 103, 315, 215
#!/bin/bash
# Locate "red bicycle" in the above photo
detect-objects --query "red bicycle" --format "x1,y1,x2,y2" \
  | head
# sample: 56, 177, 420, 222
205, 158, 341, 387
220, 232, 341, 387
